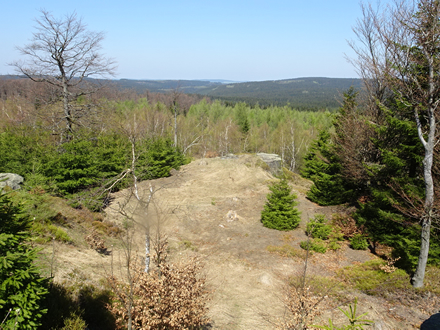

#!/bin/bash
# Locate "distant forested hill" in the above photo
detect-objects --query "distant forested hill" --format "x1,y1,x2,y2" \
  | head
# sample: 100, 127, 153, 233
114, 77, 362, 110
1, 75, 362, 110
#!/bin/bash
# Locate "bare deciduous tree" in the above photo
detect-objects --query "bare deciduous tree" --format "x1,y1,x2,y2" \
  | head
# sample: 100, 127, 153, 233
11, 10, 116, 141
350, 0, 440, 287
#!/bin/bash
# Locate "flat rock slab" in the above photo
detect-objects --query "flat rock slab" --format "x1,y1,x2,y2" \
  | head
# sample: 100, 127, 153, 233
256, 153, 282, 175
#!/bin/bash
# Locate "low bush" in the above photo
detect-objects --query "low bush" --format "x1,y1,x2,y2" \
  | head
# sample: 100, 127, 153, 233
306, 214, 332, 240
300, 239, 327, 253
108, 239, 210, 329
338, 259, 409, 295
350, 234, 369, 250
327, 239, 342, 251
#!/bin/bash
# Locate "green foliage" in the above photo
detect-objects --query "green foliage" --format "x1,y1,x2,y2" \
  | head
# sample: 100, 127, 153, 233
301, 215, 343, 253
314, 297, 373, 329
306, 214, 332, 240
300, 239, 328, 253
44, 134, 129, 195
350, 234, 369, 250
301, 88, 440, 268
31, 221, 71, 244
261, 178, 301, 230
137, 138, 187, 180
302, 131, 354, 205
327, 239, 343, 251
60, 313, 88, 330
0, 128, 186, 212
0, 129, 55, 178
9, 190, 72, 244
0, 192, 48, 329
235, 102, 250, 134
338, 259, 410, 295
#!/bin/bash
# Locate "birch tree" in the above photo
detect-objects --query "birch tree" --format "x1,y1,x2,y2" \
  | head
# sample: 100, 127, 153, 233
350, 0, 440, 287
11, 10, 116, 142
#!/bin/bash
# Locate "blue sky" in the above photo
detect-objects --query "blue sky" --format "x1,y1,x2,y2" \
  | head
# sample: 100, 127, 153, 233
1, 0, 388, 82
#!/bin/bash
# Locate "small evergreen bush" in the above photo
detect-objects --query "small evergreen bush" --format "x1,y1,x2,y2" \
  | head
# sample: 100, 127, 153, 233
350, 234, 369, 250
327, 239, 342, 251
261, 178, 301, 230
300, 239, 328, 253
306, 214, 332, 240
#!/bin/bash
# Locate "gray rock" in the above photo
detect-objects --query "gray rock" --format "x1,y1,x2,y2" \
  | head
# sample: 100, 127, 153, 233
257, 153, 282, 175
221, 153, 238, 159
0, 173, 24, 190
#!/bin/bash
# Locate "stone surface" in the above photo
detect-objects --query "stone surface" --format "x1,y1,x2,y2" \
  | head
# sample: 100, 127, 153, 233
0, 173, 24, 190
257, 153, 282, 175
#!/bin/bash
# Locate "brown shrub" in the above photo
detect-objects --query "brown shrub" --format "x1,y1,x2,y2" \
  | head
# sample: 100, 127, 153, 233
204, 150, 219, 158
331, 213, 362, 239
85, 230, 106, 252
92, 220, 121, 237
108, 239, 210, 329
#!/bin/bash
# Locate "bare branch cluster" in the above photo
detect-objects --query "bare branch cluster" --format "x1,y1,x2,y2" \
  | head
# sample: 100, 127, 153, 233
13, 10, 115, 87
277, 285, 323, 330
10, 10, 116, 141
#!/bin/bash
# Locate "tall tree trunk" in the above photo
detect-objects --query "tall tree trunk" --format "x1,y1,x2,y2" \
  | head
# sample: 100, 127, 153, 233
412, 147, 434, 287
412, 63, 436, 287
62, 78, 72, 142
174, 106, 178, 148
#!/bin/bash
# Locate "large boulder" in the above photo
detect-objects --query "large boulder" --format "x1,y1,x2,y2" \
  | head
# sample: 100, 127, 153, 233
257, 153, 282, 175
0, 173, 24, 190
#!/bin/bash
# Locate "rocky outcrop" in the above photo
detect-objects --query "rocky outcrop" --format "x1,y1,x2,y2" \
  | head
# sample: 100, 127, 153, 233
0, 173, 24, 190
257, 153, 282, 175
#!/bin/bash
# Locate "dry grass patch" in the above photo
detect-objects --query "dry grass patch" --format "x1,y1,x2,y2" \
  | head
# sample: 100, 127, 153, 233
267, 244, 306, 259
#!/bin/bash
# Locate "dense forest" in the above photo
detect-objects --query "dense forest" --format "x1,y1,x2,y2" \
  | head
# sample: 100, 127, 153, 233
1, 75, 363, 110
108, 76, 363, 109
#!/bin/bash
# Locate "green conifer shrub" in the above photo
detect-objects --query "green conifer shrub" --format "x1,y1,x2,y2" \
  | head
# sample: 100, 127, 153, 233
261, 178, 301, 230
301, 131, 354, 205
136, 138, 187, 180
306, 214, 332, 240
350, 234, 369, 250
300, 239, 328, 253
0, 191, 48, 329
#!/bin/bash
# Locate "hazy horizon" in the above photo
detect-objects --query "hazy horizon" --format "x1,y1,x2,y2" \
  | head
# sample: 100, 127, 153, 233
2, 1, 392, 82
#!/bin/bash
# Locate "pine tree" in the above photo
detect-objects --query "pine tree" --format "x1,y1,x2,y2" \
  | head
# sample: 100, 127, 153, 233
301, 130, 352, 205
261, 178, 301, 230
0, 192, 48, 329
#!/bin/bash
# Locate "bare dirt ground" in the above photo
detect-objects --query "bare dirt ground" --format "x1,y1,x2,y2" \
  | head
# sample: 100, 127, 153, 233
51, 154, 436, 329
